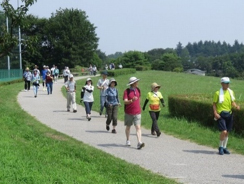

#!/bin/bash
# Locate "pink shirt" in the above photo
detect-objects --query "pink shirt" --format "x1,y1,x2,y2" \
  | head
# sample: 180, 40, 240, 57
123, 88, 141, 115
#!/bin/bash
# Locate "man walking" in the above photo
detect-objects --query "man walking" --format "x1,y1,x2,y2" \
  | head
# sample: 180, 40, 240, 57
65, 74, 77, 113
123, 77, 145, 149
213, 77, 240, 155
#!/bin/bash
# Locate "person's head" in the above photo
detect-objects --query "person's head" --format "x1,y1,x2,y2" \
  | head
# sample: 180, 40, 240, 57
69, 74, 74, 81
43, 65, 46, 69
33, 70, 37, 75
151, 82, 160, 92
34, 65, 38, 69
46, 71, 50, 75
85, 78, 92, 85
109, 78, 117, 87
221, 77, 230, 90
101, 71, 108, 78
25, 67, 29, 71
127, 77, 140, 88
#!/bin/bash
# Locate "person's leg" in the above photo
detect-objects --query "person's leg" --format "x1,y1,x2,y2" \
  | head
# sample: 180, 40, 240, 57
67, 93, 71, 111
46, 83, 50, 94
50, 82, 53, 94
125, 126, 131, 141
33, 85, 36, 97
106, 105, 112, 129
112, 105, 118, 130
100, 96, 105, 115
149, 111, 158, 134
83, 101, 90, 117
71, 92, 77, 112
218, 118, 228, 155
24, 80, 27, 91
27, 81, 30, 90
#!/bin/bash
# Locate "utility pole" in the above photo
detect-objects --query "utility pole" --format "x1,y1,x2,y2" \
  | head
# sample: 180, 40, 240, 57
17, 0, 22, 70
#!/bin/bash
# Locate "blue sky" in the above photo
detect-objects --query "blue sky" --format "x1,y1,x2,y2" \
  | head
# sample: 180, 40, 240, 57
7, 0, 244, 55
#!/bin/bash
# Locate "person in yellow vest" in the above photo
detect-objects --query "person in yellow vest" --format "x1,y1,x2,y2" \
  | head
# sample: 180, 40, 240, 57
142, 82, 165, 137
213, 77, 240, 155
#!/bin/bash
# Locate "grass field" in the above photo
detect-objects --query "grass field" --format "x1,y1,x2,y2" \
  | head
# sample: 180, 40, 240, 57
74, 70, 244, 155
0, 75, 178, 183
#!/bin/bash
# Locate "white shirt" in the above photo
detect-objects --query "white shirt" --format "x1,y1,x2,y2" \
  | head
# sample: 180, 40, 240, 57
83, 85, 94, 102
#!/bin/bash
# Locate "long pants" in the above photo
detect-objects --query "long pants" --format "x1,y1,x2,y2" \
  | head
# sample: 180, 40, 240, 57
46, 82, 53, 94
149, 111, 160, 133
106, 105, 118, 126
33, 85, 39, 96
64, 76, 68, 83
24, 80, 30, 90
54, 74, 58, 82
67, 92, 77, 110
100, 96, 107, 114
84, 101, 93, 114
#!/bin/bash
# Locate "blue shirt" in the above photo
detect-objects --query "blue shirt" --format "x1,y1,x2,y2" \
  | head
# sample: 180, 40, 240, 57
105, 87, 120, 106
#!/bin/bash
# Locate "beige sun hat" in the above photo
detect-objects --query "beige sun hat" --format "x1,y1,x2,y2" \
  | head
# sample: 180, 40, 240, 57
109, 78, 117, 86
127, 77, 140, 86
151, 82, 161, 91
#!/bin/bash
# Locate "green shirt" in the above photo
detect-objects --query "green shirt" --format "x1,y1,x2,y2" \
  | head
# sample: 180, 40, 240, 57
213, 89, 235, 114
146, 91, 163, 111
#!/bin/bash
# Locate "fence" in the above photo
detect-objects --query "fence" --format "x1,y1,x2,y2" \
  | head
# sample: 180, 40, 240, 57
0, 69, 23, 82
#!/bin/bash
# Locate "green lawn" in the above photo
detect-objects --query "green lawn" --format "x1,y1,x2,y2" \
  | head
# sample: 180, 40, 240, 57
75, 70, 244, 155
0, 77, 178, 183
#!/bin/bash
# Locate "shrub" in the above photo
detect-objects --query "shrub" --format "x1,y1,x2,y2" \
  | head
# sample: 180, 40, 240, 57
107, 68, 136, 77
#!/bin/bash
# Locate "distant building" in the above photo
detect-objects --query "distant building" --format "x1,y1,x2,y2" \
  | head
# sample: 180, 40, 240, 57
185, 69, 206, 76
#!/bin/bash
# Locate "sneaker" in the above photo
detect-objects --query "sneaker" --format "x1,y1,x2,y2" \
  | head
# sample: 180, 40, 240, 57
157, 131, 161, 137
219, 147, 224, 155
106, 125, 110, 131
223, 148, 230, 154
24, 90, 27, 92
34, 95, 37, 98
126, 140, 131, 146
88, 117, 91, 121
151, 131, 156, 135
67, 109, 70, 112
73, 110, 77, 113
99, 111, 102, 116
112, 129, 116, 134
137, 142, 145, 150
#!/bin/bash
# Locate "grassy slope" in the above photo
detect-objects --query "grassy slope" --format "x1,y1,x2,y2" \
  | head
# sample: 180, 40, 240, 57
0, 82, 177, 183
75, 71, 244, 155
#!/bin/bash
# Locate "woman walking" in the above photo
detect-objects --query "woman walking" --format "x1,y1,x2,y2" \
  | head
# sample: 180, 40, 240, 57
31, 70, 40, 98
81, 78, 94, 121
23, 67, 32, 91
46, 71, 53, 95
105, 78, 120, 133
142, 82, 165, 137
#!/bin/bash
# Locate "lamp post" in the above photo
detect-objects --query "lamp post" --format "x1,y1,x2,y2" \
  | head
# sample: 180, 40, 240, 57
17, 0, 22, 70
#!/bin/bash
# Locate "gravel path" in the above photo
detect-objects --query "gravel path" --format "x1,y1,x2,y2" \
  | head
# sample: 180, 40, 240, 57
17, 76, 244, 184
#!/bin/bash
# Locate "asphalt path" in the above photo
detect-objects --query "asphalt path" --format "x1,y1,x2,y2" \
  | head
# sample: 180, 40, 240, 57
17, 76, 244, 184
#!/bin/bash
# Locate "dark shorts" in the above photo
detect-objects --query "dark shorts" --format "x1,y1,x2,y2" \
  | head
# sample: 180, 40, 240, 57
217, 113, 233, 132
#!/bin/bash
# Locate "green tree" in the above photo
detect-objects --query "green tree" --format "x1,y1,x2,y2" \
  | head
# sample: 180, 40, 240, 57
0, 0, 37, 58
119, 51, 149, 69
161, 53, 182, 71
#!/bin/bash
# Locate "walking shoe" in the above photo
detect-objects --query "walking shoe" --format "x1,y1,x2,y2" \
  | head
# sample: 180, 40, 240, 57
99, 111, 102, 116
34, 95, 37, 98
151, 131, 156, 135
67, 109, 70, 112
137, 142, 145, 150
112, 129, 116, 134
88, 117, 91, 121
106, 125, 110, 131
219, 147, 224, 155
73, 110, 77, 113
126, 140, 131, 146
223, 148, 230, 154
24, 89, 27, 92
157, 131, 161, 137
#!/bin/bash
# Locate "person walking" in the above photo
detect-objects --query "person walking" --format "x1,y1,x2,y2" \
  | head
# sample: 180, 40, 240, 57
123, 77, 145, 149
89, 64, 93, 75
105, 78, 120, 133
97, 71, 109, 117
23, 67, 32, 91
81, 78, 94, 121
92, 65, 97, 76
63, 66, 70, 83
45, 71, 53, 95
65, 74, 77, 113
33, 65, 40, 75
54, 65, 59, 83
213, 77, 240, 155
41, 65, 47, 91
142, 82, 165, 137
31, 70, 40, 98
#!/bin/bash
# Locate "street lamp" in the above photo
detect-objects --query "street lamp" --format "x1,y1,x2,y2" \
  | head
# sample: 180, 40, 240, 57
17, 0, 22, 70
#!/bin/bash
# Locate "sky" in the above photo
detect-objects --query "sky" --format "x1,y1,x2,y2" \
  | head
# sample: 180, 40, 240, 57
7, 0, 244, 55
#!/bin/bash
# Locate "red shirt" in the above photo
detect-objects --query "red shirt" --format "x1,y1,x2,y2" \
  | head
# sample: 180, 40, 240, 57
46, 75, 53, 83
123, 88, 141, 115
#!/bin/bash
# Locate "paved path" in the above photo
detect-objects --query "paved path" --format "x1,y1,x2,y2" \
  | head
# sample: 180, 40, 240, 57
17, 76, 244, 184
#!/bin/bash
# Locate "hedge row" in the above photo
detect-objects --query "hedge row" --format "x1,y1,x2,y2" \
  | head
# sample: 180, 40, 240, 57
106, 68, 136, 77
168, 94, 244, 135
0, 78, 23, 87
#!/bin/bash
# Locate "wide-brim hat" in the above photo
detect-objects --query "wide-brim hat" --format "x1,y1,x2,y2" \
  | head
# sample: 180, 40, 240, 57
109, 78, 117, 86
86, 78, 92, 81
151, 82, 161, 90
69, 74, 74, 78
221, 77, 230, 84
26, 67, 29, 70
127, 77, 140, 86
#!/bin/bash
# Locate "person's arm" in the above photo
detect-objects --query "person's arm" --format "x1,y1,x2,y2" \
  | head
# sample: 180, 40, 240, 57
142, 99, 149, 111
213, 102, 220, 120
232, 101, 240, 110
160, 98, 165, 107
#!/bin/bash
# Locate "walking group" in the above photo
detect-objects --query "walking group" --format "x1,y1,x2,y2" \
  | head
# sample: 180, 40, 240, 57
65, 70, 166, 150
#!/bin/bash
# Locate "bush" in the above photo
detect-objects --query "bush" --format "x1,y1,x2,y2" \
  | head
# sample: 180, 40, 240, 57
168, 94, 244, 135
107, 68, 136, 77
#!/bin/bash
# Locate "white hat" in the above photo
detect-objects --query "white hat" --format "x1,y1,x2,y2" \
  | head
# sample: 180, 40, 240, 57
109, 78, 117, 86
69, 74, 74, 78
86, 78, 92, 81
221, 77, 230, 84
127, 77, 140, 86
